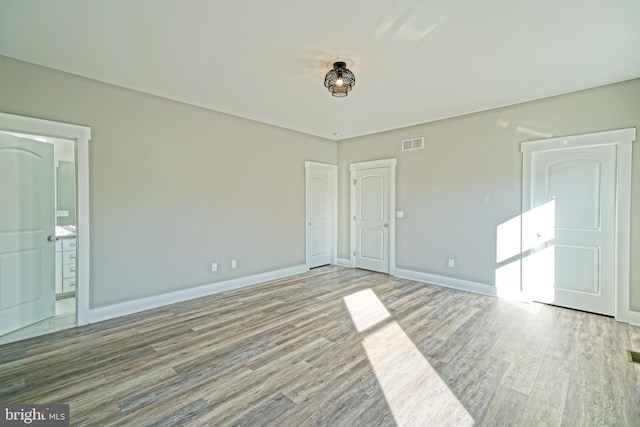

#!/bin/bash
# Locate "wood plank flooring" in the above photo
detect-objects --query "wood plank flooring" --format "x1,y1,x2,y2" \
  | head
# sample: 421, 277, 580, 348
1, 266, 639, 426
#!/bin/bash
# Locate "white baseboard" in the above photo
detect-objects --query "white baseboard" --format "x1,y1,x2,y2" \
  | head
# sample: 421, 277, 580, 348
86, 265, 308, 324
393, 268, 497, 297
336, 258, 353, 267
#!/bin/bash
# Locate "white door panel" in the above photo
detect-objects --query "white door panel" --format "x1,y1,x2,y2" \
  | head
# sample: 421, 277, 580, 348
0, 133, 55, 335
306, 163, 336, 268
309, 176, 330, 267
360, 176, 384, 220
310, 225, 328, 256
548, 159, 602, 230
354, 167, 390, 273
554, 244, 599, 294
360, 228, 384, 261
523, 144, 616, 315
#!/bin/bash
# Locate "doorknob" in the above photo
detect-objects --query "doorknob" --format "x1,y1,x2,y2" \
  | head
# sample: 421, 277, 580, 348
47, 235, 58, 242
384, 223, 389, 228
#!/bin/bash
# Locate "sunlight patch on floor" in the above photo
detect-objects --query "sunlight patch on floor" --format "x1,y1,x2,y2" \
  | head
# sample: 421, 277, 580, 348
344, 289, 474, 426
343, 288, 391, 333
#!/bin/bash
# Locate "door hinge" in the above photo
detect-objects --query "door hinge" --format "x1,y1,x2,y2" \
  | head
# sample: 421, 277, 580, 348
353, 179, 356, 186
353, 215, 356, 221
353, 251, 356, 256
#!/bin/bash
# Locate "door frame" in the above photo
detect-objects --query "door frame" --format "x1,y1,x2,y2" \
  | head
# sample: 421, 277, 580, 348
0, 112, 91, 326
350, 158, 397, 274
305, 161, 337, 269
521, 127, 635, 322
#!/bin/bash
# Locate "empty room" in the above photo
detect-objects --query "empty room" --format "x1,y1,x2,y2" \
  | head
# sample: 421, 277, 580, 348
1, 1, 639, 426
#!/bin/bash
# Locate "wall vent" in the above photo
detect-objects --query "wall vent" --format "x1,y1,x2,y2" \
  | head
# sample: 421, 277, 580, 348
402, 137, 424, 152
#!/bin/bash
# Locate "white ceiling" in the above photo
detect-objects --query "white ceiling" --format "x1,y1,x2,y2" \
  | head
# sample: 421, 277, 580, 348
1, 0, 639, 140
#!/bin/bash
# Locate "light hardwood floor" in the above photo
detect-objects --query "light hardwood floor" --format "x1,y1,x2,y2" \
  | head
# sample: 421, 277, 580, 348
1, 266, 639, 426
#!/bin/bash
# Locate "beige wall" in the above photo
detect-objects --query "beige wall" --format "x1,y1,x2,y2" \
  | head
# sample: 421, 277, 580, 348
0, 56, 337, 308
1, 54, 638, 314
338, 79, 640, 310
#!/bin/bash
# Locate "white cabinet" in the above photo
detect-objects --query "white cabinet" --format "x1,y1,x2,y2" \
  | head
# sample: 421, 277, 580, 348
63, 277, 76, 293
62, 251, 76, 264
57, 237, 76, 294
62, 238, 76, 251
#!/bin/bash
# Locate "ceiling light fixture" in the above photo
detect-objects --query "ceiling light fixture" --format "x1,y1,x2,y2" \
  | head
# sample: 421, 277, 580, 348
324, 61, 355, 97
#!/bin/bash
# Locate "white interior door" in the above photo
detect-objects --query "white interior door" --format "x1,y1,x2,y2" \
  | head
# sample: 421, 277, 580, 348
0, 133, 56, 335
305, 162, 336, 268
522, 144, 617, 315
354, 167, 390, 273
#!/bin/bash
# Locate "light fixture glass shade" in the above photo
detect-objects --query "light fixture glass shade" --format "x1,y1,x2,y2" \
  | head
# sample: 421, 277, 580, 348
324, 61, 355, 97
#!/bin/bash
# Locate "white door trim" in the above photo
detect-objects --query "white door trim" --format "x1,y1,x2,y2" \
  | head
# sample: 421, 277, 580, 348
305, 161, 337, 268
350, 158, 397, 275
0, 112, 91, 326
521, 127, 636, 323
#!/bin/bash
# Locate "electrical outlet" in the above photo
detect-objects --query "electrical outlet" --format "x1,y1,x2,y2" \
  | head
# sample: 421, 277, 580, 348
448, 259, 455, 268
231, 259, 237, 269
211, 263, 217, 272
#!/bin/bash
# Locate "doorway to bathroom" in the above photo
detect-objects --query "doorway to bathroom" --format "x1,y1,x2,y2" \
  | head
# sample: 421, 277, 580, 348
0, 112, 91, 345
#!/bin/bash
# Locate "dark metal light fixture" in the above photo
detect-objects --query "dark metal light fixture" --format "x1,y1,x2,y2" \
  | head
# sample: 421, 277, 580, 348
324, 61, 355, 97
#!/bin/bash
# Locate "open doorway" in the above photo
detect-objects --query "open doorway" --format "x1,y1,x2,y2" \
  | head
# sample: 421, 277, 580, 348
0, 131, 77, 344
0, 112, 91, 345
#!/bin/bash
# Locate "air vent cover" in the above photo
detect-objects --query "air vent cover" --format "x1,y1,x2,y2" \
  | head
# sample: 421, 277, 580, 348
402, 137, 424, 152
